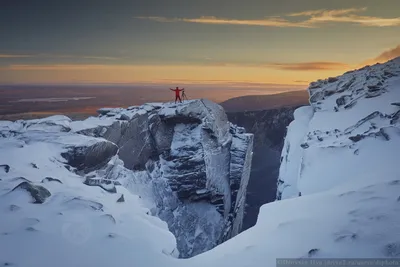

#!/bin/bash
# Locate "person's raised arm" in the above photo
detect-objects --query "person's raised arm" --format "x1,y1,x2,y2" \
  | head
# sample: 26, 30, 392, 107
169, 88, 174, 91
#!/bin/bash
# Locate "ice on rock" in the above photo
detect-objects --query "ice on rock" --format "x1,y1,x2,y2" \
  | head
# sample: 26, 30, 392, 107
0, 98, 253, 260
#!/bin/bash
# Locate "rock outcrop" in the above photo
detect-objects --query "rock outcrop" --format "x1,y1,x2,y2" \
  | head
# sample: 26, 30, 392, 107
226, 107, 299, 230
278, 56, 400, 199
0, 99, 253, 259
75, 99, 253, 258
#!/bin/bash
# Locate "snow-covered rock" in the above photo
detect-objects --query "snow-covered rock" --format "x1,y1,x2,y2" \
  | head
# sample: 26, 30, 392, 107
183, 57, 400, 267
278, 56, 400, 199
0, 99, 253, 259
227, 107, 299, 230
2, 57, 399, 267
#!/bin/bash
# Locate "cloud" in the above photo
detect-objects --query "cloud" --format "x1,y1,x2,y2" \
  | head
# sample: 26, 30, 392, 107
373, 45, 400, 62
0, 54, 33, 58
267, 61, 349, 71
2, 61, 349, 72
134, 16, 313, 28
135, 7, 400, 28
81, 56, 118, 60
359, 44, 400, 66
4, 64, 114, 71
0, 54, 119, 61
288, 7, 367, 17
293, 80, 310, 83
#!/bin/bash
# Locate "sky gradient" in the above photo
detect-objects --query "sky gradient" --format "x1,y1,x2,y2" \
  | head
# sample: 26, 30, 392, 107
1, 0, 400, 92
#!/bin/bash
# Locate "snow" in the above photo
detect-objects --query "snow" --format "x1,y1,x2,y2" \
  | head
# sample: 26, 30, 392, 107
277, 106, 314, 199
1, 56, 399, 267
0, 133, 179, 267
70, 116, 115, 132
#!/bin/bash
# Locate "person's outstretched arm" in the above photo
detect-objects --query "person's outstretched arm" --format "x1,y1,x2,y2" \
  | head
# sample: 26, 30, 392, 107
170, 88, 174, 91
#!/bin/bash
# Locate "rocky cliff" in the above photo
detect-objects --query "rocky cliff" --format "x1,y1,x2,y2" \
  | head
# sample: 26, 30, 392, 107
226, 107, 298, 230
278, 57, 400, 200
0, 99, 253, 258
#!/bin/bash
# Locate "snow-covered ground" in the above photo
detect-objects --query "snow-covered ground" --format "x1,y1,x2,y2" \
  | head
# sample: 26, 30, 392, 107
1, 57, 400, 267
0, 128, 179, 267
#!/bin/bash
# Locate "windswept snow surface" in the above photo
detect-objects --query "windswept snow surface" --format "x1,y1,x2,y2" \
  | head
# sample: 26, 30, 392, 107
0, 122, 179, 267
0, 99, 254, 265
1, 56, 400, 267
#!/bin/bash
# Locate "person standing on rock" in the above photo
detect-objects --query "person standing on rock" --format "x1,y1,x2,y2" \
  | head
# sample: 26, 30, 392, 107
170, 87, 184, 103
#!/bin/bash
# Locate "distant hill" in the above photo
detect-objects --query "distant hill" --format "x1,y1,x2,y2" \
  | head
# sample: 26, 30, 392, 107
220, 90, 309, 112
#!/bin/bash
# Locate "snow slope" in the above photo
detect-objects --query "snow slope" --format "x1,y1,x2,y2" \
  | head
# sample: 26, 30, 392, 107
0, 126, 179, 267
186, 57, 400, 266
0, 99, 254, 263
1, 58, 400, 267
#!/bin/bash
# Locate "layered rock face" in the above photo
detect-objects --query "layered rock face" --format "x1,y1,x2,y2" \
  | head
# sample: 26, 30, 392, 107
0, 99, 253, 258
226, 107, 298, 230
75, 100, 254, 257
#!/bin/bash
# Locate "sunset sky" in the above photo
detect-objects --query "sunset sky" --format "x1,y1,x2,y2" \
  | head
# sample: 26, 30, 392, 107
1, 0, 400, 92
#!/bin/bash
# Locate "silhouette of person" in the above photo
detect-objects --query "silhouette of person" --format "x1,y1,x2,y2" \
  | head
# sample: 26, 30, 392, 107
170, 87, 184, 103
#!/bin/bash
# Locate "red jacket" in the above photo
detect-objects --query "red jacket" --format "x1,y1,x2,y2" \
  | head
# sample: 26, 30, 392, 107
170, 88, 183, 97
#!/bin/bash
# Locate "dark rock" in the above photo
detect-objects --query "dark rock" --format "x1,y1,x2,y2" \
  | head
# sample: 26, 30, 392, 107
26, 227, 37, 232
367, 85, 381, 92
384, 70, 397, 78
378, 128, 390, 141
328, 77, 338, 83
30, 163, 38, 169
75, 100, 255, 258
227, 107, 297, 230
345, 111, 385, 134
41, 177, 63, 184
64, 165, 72, 171
97, 108, 112, 116
308, 248, 319, 257
117, 194, 125, 203
349, 135, 363, 142
337, 77, 355, 93
390, 110, 400, 125
391, 102, 400, 107
309, 81, 322, 89
108, 233, 117, 238
61, 141, 118, 174
0, 164, 10, 173
83, 176, 117, 193
383, 242, 400, 257
115, 113, 158, 170
309, 91, 324, 104
336, 95, 352, 107
118, 114, 130, 121
397, 196, 400, 202
300, 143, 310, 149
344, 100, 357, 109
11, 182, 51, 204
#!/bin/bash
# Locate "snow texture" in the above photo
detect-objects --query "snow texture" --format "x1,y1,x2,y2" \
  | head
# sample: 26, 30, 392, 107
1, 57, 400, 267
0, 98, 253, 260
